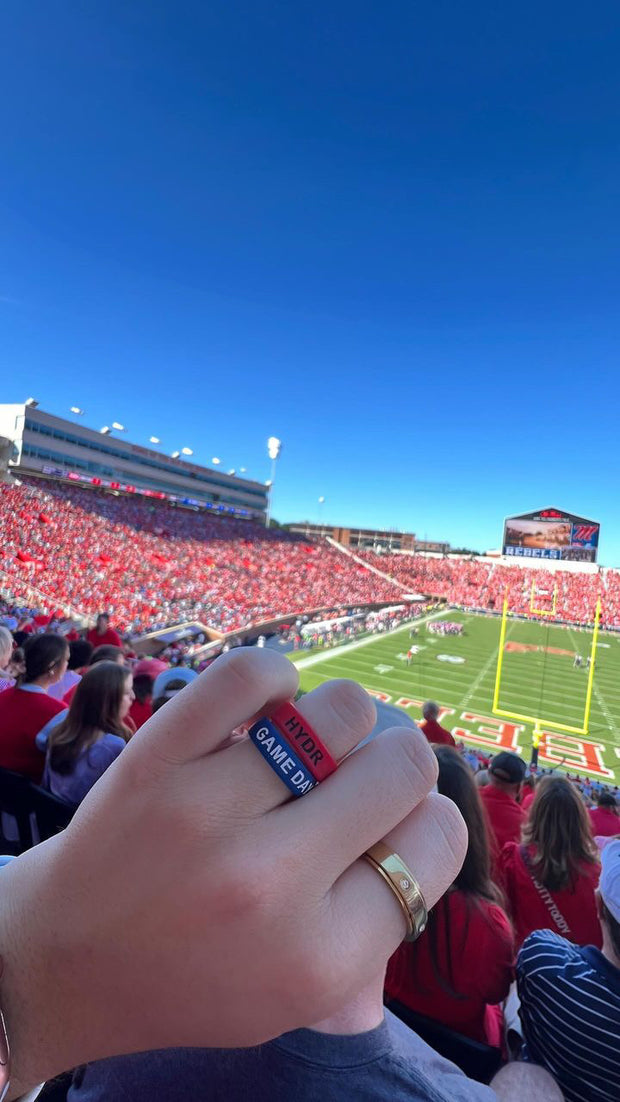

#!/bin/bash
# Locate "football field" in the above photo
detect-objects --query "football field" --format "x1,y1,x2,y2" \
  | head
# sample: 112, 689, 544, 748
291, 611, 620, 783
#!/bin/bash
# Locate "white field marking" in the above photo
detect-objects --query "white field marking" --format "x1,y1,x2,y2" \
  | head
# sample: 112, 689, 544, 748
292, 610, 449, 670
458, 620, 516, 708
373, 664, 394, 674
566, 626, 620, 740
294, 669, 618, 780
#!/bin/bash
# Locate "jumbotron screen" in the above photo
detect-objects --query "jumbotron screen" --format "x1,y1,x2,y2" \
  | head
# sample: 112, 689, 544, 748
503, 508, 600, 563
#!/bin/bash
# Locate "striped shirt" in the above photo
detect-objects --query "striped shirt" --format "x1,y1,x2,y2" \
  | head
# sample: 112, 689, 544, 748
517, 930, 620, 1102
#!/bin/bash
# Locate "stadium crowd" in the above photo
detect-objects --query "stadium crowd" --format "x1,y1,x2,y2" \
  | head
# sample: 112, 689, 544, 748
3, 478, 398, 633
359, 550, 620, 629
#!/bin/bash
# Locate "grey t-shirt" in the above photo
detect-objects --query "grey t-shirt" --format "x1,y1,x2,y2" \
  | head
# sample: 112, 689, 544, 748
68, 1009, 496, 1101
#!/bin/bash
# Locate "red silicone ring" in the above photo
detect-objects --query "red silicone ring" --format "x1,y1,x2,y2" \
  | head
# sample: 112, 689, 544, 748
269, 702, 338, 782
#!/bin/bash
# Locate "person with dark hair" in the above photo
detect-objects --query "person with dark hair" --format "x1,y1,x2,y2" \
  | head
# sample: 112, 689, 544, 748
129, 674, 154, 730
517, 840, 620, 1102
385, 745, 514, 1047
499, 775, 601, 949
87, 613, 122, 649
48, 638, 94, 701
0, 633, 69, 781
43, 663, 134, 806
479, 751, 527, 865
62, 645, 125, 705
589, 790, 620, 838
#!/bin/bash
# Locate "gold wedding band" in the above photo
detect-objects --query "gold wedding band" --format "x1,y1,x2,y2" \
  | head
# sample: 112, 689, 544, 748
363, 842, 428, 942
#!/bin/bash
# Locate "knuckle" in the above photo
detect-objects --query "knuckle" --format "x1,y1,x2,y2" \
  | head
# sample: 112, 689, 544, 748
390, 726, 439, 793
221, 647, 297, 705
309, 679, 376, 741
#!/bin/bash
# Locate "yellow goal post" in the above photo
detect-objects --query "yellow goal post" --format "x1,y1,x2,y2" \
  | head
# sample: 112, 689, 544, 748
492, 596, 602, 738
529, 579, 558, 617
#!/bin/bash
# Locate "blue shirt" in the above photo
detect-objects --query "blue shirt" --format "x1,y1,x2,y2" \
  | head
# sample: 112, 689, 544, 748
517, 929, 620, 1102
68, 1009, 496, 1102
42, 734, 125, 806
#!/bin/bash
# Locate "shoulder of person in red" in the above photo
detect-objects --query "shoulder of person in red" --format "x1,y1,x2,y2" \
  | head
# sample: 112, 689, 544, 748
588, 806, 620, 837
385, 890, 514, 1047
419, 717, 455, 747
0, 687, 66, 782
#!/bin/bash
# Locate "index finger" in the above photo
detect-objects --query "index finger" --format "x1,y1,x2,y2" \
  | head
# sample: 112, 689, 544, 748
132, 649, 299, 764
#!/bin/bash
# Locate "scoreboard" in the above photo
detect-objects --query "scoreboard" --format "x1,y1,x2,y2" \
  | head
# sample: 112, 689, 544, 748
503, 508, 600, 563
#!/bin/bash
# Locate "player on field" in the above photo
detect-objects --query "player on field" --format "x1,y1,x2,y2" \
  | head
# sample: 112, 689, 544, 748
573, 653, 582, 668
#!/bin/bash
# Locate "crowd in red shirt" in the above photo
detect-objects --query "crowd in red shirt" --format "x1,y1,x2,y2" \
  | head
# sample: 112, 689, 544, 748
358, 549, 620, 628
2, 478, 399, 633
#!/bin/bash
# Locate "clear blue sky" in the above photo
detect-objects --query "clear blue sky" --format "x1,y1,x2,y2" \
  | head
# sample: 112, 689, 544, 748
2, 3, 620, 559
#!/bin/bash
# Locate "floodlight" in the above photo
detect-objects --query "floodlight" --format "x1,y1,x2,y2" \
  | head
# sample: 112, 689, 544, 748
25, 398, 39, 408
149, 436, 161, 444
267, 436, 282, 460
100, 426, 111, 435
171, 450, 180, 459
70, 406, 84, 415
181, 447, 193, 456
212, 457, 221, 465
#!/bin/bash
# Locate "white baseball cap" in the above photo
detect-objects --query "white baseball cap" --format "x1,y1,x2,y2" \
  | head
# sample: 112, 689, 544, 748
599, 839, 620, 924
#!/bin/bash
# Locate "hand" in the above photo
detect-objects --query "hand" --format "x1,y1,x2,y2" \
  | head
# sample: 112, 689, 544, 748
0, 648, 466, 1094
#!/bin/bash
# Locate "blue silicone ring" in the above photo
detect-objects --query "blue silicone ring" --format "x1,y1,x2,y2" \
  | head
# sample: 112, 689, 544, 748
249, 717, 319, 798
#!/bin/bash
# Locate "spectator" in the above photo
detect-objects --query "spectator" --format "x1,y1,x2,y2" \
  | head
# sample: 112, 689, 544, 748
152, 667, 198, 712
418, 702, 456, 747
87, 613, 122, 649
517, 839, 620, 1102
129, 674, 154, 730
48, 638, 93, 701
499, 776, 601, 949
589, 791, 620, 838
385, 745, 513, 1047
43, 662, 134, 806
0, 625, 15, 693
6, 645, 25, 680
519, 775, 537, 814
0, 633, 69, 782
63, 645, 125, 705
479, 752, 526, 864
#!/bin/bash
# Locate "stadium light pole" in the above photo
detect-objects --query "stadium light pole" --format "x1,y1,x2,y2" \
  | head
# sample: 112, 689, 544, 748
265, 437, 282, 528
318, 495, 325, 533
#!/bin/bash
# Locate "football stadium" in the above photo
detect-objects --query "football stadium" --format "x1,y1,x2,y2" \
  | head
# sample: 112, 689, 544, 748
3, 8, 620, 1101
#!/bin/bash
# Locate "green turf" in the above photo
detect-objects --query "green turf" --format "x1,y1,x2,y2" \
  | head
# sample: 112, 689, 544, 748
290, 611, 620, 783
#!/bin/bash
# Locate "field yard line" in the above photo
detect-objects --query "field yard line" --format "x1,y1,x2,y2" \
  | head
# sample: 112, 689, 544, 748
292, 609, 448, 670
566, 626, 620, 740
458, 620, 515, 709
